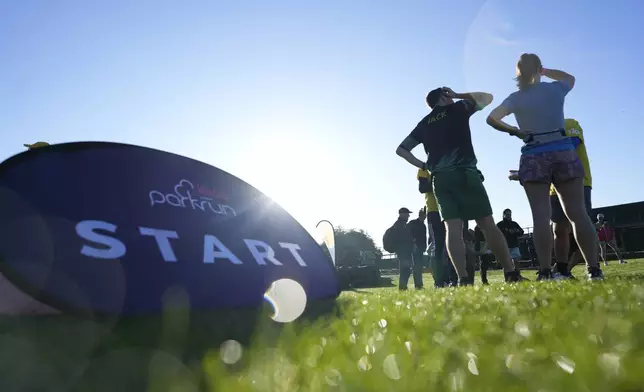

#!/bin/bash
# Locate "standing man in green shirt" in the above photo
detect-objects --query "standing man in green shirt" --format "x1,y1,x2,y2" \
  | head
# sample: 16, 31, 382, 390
396, 87, 523, 285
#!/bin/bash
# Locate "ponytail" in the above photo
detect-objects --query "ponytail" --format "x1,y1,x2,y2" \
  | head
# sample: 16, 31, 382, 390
516, 72, 535, 90
515, 53, 542, 90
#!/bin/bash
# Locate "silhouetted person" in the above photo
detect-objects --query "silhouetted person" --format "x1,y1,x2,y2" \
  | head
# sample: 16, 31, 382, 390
396, 87, 523, 285
475, 225, 493, 284
497, 209, 524, 263
596, 213, 626, 266
388, 208, 417, 290
407, 207, 427, 289
417, 169, 450, 288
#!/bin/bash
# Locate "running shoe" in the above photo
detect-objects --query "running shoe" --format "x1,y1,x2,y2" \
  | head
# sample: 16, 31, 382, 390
553, 271, 576, 280
517, 273, 530, 282
504, 270, 526, 283
587, 267, 604, 281
536, 269, 553, 281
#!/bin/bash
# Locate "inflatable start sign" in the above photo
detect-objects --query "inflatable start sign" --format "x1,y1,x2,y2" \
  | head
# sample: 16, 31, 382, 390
0, 142, 339, 315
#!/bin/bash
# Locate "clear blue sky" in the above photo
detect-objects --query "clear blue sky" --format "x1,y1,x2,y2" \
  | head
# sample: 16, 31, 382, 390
2, 0, 643, 246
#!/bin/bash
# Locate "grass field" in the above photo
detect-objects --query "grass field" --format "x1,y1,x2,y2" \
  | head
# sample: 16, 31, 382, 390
3, 260, 644, 391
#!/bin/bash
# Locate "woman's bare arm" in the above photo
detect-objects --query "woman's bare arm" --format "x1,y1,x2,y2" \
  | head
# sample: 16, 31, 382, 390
486, 105, 526, 139
542, 68, 575, 89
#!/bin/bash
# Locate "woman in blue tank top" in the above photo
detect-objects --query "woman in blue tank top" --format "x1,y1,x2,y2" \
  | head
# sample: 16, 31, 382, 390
485, 53, 602, 281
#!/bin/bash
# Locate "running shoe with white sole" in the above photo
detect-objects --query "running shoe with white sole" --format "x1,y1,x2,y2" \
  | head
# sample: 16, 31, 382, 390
587, 267, 604, 281
553, 270, 577, 280
505, 270, 529, 283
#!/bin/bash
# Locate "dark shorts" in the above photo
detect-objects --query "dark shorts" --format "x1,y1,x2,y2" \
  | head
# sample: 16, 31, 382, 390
519, 150, 584, 184
550, 186, 592, 223
432, 169, 493, 221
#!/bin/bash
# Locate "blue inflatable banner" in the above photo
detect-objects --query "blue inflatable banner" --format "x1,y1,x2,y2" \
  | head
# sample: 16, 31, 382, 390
0, 142, 339, 315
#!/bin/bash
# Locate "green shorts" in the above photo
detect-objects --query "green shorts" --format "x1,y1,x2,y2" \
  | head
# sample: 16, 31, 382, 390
432, 169, 493, 221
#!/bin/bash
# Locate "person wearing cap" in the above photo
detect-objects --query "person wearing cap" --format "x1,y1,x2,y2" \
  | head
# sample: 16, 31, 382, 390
596, 213, 626, 266
24, 141, 50, 149
387, 207, 418, 290
396, 86, 523, 285
406, 207, 427, 289
496, 209, 524, 263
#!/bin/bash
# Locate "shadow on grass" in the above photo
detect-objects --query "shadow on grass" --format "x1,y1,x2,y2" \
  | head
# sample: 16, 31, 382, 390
0, 296, 349, 391
344, 288, 374, 294
339, 276, 395, 291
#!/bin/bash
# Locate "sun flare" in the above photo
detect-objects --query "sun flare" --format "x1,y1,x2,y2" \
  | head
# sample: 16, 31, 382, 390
241, 132, 340, 234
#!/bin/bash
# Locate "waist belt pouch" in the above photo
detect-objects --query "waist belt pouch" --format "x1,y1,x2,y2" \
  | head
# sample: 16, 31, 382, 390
523, 128, 566, 148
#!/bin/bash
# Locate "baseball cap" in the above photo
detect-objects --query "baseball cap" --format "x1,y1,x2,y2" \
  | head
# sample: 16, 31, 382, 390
425, 88, 444, 108
24, 141, 50, 149
398, 207, 412, 214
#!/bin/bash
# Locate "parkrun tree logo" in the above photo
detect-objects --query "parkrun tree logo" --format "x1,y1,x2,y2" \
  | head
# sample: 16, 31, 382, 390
149, 179, 236, 216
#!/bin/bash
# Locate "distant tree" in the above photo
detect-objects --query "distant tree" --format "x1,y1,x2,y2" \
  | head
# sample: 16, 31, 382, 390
334, 226, 383, 267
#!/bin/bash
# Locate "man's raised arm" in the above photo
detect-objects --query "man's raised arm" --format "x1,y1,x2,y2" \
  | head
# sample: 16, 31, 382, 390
443, 88, 493, 111
457, 92, 494, 111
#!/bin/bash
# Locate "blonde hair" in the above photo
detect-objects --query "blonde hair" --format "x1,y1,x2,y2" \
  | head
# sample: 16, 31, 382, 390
515, 53, 542, 90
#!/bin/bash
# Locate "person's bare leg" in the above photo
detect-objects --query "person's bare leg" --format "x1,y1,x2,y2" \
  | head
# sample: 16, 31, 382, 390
523, 183, 553, 271
553, 220, 576, 276
553, 221, 571, 267
608, 241, 626, 263
556, 179, 600, 269
475, 215, 516, 273
599, 242, 608, 264
444, 219, 467, 278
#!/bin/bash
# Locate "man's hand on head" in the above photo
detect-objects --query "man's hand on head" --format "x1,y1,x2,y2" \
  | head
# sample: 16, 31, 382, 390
442, 87, 457, 98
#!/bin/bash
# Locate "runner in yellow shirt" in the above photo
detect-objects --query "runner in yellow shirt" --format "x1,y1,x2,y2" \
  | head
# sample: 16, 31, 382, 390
549, 119, 593, 279
417, 169, 439, 212
417, 169, 456, 287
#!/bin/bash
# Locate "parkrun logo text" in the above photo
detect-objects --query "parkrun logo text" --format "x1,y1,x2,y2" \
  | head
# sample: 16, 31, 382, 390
149, 179, 236, 216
